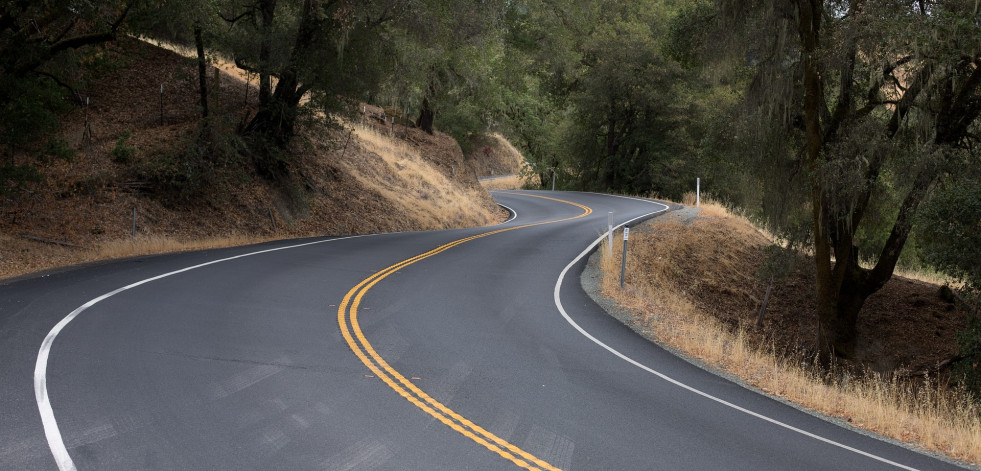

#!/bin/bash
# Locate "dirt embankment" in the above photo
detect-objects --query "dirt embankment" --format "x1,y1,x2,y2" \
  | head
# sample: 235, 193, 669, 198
465, 133, 528, 178
0, 38, 515, 280
623, 207, 965, 377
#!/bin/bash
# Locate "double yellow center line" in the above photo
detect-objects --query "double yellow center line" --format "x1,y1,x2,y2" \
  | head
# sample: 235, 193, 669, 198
337, 193, 591, 470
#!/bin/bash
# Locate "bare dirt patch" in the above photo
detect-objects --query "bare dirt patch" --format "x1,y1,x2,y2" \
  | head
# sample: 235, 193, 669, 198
645, 209, 964, 376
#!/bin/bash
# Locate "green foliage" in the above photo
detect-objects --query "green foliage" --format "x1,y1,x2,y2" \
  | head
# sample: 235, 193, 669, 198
954, 313, 981, 398
135, 120, 248, 204
918, 156, 981, 395
0, 74, 75, 195
490, 0, 716, 196
919, 177, 981, 293
375, 0, 518, 150
136, 149, 212, 204
0, 164, 44, 197
0, 76, 69, 155
665, 1, 715, 69
111, 131, 137, 164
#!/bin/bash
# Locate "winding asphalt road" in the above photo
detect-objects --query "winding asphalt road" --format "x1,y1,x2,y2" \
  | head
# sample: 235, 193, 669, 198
0, 190, 968, 470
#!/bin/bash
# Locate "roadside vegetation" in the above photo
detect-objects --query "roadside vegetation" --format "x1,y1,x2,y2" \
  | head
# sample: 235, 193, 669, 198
597, 201, 981, 464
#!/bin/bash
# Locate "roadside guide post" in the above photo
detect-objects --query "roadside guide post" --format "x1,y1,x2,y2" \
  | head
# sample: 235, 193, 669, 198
619, 225, 630, 288
696, 177, 701, 207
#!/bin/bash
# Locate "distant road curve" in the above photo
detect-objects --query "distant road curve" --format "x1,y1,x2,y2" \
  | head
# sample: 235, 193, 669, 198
0, 190, 967, 470
477, 173, 519, 182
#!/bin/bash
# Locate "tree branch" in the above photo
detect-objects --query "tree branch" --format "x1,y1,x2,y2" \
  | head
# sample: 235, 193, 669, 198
886, 60, 934, 138
219, 8, 254, 26
823, 29, 858, 142
48, 15, 79, 44
48, 3, 129, 56
33, 70, 84, 105
868, 154, 943, 290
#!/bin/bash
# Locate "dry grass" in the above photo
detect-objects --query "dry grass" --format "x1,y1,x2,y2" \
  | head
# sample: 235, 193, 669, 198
678, 192, 956, 287
0, 36, 513, 281
680, 191, 744, 220
895, 269, 957, 288
95, 234, 272, 259
2, 118, 506, 280
597, 207, 981, 465
479, 174, 531, 191
466, 133, 528, 177
139, 36, 259, 86
0, 233, 274, 280
347, 125, 499, 230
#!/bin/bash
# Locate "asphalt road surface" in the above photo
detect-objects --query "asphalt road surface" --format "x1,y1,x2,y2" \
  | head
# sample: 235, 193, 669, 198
0, 190, 969, 470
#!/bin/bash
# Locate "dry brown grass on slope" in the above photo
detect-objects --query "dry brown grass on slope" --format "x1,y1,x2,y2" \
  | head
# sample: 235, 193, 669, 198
0, 39, 508, 281
466, 133, 529, 178
479, 175, 533, 191
347, 125, 501, 230
597, 206, 980, 465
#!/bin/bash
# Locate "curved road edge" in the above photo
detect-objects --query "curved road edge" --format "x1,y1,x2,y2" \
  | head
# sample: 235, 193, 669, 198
573, 205, 975, 471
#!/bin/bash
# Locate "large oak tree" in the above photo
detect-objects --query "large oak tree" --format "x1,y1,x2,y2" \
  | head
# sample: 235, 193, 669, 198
718, 0, 980, 359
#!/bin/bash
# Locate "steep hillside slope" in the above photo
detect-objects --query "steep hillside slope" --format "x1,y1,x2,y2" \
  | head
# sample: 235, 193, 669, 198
0, 39, 509, 280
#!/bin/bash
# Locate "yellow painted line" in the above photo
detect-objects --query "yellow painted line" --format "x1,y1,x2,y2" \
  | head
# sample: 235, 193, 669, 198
337, 193, 592, 470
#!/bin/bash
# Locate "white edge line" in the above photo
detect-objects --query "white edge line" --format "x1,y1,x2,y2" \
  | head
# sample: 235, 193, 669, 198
34, 234, 373, 471
498, 203, 517, 224
553, 197, 921, 471
488, 190, 518, 224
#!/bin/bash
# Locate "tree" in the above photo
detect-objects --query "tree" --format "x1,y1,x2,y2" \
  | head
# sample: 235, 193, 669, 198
377, 0, 519, 147
0, 1, 131, 194
714, 0, 981, 359
564, 10, 690, 194
0, 1, 130, 81
497, 0, 703, 195
219, 0, 399, 154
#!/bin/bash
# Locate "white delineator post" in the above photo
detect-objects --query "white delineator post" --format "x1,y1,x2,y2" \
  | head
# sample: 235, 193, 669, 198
696, 177, 701, 207
607, 212, 614, 256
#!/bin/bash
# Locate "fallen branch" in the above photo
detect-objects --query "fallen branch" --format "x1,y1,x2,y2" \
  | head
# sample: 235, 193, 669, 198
20, 234, 86, 249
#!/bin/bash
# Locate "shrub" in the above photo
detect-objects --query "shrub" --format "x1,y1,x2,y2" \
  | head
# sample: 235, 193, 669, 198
111, 131, 137, 164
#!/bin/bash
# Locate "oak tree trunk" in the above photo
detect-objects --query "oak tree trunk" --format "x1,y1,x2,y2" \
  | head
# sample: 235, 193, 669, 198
418, 97, 434, 134
194, 24, 208, 120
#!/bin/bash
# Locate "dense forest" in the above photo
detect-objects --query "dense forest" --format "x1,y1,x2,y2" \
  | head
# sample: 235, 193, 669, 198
1, 1, 979, 383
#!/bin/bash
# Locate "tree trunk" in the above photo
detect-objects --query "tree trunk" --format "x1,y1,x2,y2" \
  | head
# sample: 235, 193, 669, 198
257, 0, 277, 107
245, 71, 305, 148
194, 23, 208, 120
819, 59, 978, 359
418, 97, 434, 134
245, 0, 322, 148
797, 0, 840, 361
